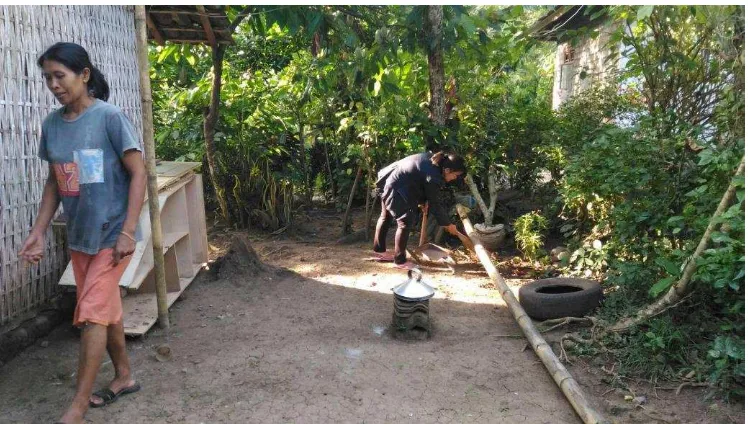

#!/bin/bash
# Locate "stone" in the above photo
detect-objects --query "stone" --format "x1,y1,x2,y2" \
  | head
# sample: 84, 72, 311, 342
550, 246, 569, 262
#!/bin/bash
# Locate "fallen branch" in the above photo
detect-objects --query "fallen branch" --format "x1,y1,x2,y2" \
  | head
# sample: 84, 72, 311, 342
538, 317, 598, 333
610, 155, 744, 332
270, 226, 288, 236
675, 382, 710, 396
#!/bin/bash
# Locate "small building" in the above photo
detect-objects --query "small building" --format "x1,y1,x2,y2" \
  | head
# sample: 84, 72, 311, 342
530, 6, 624, 109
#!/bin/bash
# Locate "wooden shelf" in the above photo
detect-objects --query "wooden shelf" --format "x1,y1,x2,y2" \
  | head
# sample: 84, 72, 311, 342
57, 162, 208, 336
122, 264, 203, 336
163, 231, 189, 250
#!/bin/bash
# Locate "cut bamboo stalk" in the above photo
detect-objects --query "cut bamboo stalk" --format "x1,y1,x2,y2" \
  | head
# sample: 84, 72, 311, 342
457, 204, 608, 424
135, 5, 170, 329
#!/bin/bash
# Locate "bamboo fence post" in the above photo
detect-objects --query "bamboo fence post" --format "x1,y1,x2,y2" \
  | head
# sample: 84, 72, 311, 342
135, 5, 169, 329
457, 204, 608, 424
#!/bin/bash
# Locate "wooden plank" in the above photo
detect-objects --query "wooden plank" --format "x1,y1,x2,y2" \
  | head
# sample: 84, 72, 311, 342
156, 161, 200, 178
155, 161, 200, 191
145, 12, 165, 45
155, 38, 232, 44
163, 231, 189, 250
154, 27, 229, 34
185, 175, 209, 264
174, 235, 195, 278
119, 230, 188, 292
148, 9, 226, 17
122, 264, 203, 335
196, 5, 217, 47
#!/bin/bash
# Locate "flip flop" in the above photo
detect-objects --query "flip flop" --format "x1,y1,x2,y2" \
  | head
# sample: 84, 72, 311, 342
392, 261, 417, 270
364, 252, 395, 262
89, 382, 141, 408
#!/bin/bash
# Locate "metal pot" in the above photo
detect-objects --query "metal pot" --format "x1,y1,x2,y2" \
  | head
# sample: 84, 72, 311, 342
392, 268, 435, 302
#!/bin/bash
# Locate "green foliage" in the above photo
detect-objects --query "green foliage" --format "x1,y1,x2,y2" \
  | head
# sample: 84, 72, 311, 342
513, 211, 548, 260
550, 5, 744, 399
611, 316, 693, 381
148, 5, 744, 398
708, 335, 745, 398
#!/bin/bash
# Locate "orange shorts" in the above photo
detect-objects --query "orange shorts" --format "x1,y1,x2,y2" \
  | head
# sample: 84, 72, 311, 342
70, 248, 131, 327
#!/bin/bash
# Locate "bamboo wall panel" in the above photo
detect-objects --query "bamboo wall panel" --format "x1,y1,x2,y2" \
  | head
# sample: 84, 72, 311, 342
0, 5, 142, 327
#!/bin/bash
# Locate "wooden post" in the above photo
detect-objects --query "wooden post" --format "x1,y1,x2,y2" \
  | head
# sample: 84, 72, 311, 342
419, 206, 429, 246
135, 5, 170, 329
457, 204, 608, 424
341, 165, 363, 237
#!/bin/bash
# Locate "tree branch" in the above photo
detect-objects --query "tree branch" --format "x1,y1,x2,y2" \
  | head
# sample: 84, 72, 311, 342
228, 6, 253, 33
465, 174, 491, 223
609, 156, 745, 332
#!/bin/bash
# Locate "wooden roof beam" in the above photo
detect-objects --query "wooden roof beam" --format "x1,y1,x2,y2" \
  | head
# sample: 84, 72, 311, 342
164, 39, 233, 45
148, 9, 225, 16
196, 5, 217, 47
145, 12, 165, 45
157, 26, 229, 34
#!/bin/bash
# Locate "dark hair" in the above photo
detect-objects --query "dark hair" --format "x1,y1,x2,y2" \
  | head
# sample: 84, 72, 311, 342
37, 42, 110, 101
431, 151, 466, 174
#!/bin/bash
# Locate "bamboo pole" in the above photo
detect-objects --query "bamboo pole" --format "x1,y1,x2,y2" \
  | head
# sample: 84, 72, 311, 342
135, 5, 169, 329
457, 204, 608, 424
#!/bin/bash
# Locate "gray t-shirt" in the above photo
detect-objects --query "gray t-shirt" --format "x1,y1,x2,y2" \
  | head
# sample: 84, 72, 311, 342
39, 99, 142, 254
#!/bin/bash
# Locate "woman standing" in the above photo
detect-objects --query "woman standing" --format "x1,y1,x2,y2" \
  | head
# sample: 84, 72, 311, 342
373, 151, 468, 269
18, 42, 146, 424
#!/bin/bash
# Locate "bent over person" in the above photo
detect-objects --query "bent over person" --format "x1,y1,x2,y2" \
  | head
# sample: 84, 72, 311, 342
373, 151, 468, 269
18, 42, 146, 424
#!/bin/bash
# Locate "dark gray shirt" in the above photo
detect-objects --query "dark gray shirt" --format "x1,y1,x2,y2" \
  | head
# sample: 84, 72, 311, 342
376, 152, 451, 226
39, 99, 142, 254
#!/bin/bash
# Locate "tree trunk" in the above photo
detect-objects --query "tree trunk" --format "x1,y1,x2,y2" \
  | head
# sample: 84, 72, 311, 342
364, 167, 372, 241
610, 156, 745, 332
465, 171, 500, 226
465, 175, 490, 225
323, 138, 337, 200
341, 165, 363, 236
204, 45, 229, 221
425, 6, 446, 137
298, 120, 311, 205
363, 158, 377, 240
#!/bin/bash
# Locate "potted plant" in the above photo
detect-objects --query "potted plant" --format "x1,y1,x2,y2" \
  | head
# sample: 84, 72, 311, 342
464, 164, 508, 251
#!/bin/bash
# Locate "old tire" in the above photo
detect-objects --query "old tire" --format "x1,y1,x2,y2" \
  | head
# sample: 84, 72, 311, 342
518, 278, 603, 321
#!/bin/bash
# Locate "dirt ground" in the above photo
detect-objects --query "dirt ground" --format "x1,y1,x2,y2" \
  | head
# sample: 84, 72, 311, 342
0, 208, 743, 423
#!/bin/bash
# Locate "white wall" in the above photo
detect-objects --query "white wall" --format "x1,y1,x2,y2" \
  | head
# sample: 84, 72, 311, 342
552, 21, 623, 110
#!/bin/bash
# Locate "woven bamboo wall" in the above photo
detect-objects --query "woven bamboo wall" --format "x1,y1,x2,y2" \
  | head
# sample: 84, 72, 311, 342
0, 5, 143, 328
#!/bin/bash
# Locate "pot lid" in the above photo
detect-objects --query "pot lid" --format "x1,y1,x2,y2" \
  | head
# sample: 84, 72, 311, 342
392, 268, 435, 301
